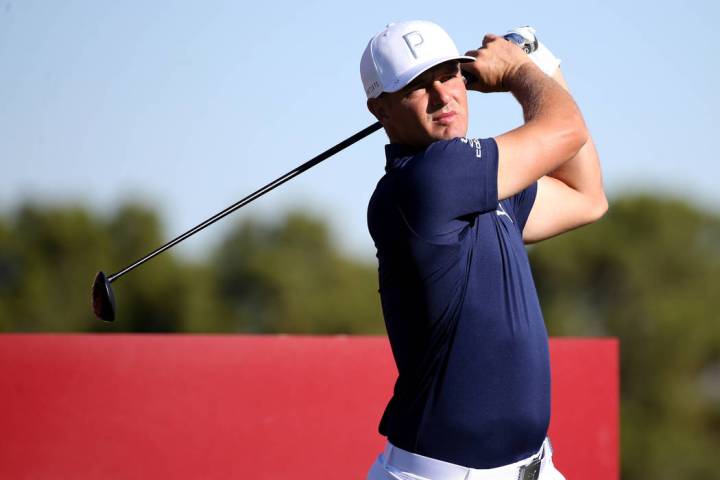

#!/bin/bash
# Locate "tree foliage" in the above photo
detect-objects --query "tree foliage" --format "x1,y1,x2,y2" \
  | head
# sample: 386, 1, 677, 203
212, 211, 384, 334
0, 203, 385, 335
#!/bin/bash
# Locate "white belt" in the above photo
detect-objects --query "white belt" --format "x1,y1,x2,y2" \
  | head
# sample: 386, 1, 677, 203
380, 438, 552, 480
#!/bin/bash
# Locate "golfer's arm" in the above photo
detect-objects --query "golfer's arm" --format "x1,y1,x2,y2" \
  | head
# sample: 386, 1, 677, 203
494, 62, 588, 201
522, 69, 608, 244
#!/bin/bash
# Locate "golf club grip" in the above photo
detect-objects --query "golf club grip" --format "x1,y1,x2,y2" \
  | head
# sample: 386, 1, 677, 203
463, 32, 537, 87
107, 121, 383, 283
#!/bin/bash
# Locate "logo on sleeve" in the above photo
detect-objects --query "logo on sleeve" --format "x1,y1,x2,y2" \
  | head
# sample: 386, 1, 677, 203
459, 137, 482, 158
496, 203, 514, 223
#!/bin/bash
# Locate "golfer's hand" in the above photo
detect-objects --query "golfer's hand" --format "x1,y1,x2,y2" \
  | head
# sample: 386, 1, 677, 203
461, 34, 535, 93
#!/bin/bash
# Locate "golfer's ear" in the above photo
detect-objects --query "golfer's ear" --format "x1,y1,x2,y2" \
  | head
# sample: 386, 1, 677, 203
367, 98, 388, 122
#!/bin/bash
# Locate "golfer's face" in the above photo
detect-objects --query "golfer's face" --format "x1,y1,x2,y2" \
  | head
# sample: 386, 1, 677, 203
381, 61, 468, 147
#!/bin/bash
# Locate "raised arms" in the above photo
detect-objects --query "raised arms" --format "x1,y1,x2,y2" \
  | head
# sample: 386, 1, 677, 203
461, 33, 606, 241
521, 68, 607, 242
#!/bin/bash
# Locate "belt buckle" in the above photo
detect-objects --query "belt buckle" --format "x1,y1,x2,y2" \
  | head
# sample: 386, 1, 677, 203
517, 457, 541, 480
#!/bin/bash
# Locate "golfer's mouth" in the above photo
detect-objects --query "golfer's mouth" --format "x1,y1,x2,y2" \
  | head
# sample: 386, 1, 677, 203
433, 111, 457, 125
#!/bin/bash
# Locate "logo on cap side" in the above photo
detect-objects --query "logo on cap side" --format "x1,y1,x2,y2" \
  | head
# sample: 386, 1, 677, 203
402, 31, 424, 59
366, 80, 381, 97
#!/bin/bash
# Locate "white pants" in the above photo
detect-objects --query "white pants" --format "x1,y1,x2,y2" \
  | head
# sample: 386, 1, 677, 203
367, 439, 567, 480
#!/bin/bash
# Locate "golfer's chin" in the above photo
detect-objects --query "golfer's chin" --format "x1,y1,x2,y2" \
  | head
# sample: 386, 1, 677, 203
428, 122, 467, 142
396, 121, 467, 148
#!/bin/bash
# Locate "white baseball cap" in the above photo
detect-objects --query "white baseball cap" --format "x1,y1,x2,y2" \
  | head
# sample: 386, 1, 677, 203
360, 20, 475, 99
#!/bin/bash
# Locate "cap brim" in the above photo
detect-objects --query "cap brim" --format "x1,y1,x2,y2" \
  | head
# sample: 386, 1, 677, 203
384, 55, 476, 94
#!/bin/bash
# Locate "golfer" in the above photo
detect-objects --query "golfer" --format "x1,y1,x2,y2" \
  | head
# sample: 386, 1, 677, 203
363, 21, 606, 480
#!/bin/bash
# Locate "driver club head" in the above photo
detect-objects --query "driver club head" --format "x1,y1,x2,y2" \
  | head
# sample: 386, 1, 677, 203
92, 271, 116, 322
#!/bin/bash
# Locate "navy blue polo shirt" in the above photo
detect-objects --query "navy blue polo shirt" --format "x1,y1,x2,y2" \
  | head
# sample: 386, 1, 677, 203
367, 137, 550, 469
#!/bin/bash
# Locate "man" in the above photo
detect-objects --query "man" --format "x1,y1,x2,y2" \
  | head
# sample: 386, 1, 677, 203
362, 21, 607, 480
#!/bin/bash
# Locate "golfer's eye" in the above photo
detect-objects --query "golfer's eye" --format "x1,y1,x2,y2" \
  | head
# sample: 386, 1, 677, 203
440, 73, 458, 82
404, 86, 426, 99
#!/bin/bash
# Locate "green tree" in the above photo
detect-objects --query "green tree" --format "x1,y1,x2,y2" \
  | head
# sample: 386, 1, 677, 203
0, 202, 220, 333
103, 204, 214, 333
2, 204, 110, 332
213, 211, 384, 334
0, 216, 19, 331
529, 195, 720, 479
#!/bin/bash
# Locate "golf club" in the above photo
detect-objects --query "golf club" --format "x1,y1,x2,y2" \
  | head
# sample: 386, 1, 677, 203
91, 121, 383, 322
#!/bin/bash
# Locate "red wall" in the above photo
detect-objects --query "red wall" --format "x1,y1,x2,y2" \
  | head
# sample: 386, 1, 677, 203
0, 335, 617, 479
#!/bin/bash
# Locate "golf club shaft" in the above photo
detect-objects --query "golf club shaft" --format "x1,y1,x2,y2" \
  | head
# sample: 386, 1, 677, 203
107, 121, 383, 283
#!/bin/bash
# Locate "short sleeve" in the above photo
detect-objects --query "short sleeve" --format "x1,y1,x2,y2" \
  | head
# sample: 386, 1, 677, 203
507, 181, 538, 232
396, 137, 499, 239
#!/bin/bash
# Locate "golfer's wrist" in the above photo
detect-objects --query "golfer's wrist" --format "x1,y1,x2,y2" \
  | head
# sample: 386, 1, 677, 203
504, 61, 544, 93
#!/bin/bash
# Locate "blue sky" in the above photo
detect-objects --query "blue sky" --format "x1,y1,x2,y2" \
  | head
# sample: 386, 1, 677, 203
1, 0, 717, 261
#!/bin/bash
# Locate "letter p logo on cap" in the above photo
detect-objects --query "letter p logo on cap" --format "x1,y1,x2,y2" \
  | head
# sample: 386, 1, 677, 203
402, 31, 424, 59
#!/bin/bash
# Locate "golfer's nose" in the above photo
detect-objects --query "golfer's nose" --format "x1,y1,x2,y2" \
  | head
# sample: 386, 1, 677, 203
429, 80, 452, 108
